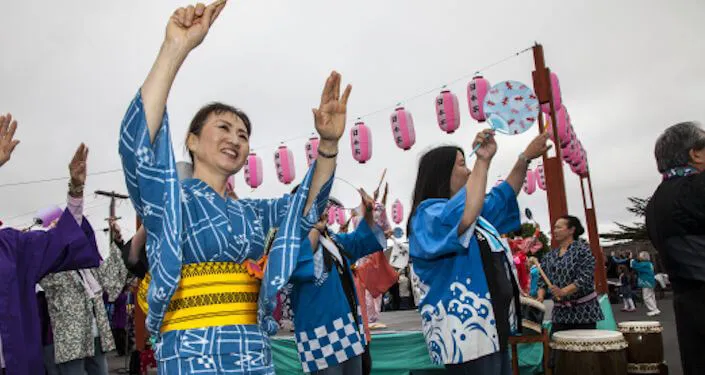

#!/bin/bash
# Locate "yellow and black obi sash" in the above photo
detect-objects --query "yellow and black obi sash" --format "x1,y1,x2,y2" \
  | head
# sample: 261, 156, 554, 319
137, 262, 260, 333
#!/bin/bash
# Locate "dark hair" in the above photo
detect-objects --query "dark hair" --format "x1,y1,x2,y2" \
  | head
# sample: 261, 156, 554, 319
559, 215, 585, 240
407, 146, 464, 234
186, 102, 252, 162
618, 264, 628, 276
654, 121, 705, 172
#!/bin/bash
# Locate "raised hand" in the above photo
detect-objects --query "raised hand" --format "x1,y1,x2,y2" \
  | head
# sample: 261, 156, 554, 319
165, 0, 227, 54
69, 143, 89, 187
314, 71, 352, 143
473, 129, 497, 161
358, 188, 375, 225
523, 132, 551, 160
0, 114, 20, 168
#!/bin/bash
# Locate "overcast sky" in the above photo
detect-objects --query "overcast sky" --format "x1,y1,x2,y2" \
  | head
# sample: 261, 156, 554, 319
1, 0, 704, 254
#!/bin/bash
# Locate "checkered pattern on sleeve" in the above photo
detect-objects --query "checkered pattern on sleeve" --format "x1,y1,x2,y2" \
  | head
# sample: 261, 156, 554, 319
295, 310, 366, 373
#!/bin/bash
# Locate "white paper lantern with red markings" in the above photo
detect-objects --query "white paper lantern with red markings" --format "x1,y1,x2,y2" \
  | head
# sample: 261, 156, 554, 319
391, 199, 404, 225
541, 72, 563, 114
274, 144, 295, 185
243, 152, 263, 189
468, 76, 491, 122
523, 169, 537, 195
350, 121, 373, 163
336, 207, 347, 226
436, 90, 460, 133
304, 135, 319, 167
535, 165, 546, 191
390, 106, 416, 150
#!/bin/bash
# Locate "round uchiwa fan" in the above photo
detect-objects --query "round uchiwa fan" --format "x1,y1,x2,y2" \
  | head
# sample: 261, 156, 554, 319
483, 80, 540, 135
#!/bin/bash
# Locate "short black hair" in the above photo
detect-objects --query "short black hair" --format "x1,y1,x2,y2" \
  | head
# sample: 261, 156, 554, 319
560, 215, 585, 240
185, 102, 252, 162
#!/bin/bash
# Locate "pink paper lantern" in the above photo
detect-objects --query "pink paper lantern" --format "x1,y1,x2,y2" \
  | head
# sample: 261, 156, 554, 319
390, 106, 416, 151
35, 205, 63, 227
523, 169, 537, 195
468, 76, 491, 122
336, 207, 347, 226
304, 135, 319, 167
391, 199, 404, 225
244, 152, 263, 189
436, 90, 460, 134
274, 144, 296, 185
535, 165, 546, 191
576, 152, 589, 177
327, 206, 337, 226
350, 121, 373, 163
555, 106, 572, 147
541, 72, 563, 114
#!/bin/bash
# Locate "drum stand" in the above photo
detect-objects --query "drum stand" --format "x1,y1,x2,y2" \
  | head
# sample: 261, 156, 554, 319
508, 328, 552, 375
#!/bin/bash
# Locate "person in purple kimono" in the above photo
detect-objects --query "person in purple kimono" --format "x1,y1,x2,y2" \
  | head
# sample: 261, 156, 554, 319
0, 114, 102, 375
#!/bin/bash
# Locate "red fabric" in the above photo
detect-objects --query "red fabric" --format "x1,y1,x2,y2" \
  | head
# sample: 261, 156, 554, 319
513, 251, 530, 293
353, 251, 398, 341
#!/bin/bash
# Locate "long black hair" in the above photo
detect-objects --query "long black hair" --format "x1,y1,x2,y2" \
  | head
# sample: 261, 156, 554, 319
407, 146, 464, 234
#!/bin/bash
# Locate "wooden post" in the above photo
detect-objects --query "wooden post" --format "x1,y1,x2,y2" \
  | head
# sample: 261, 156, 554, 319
579, 173, 608, 294
531, 44, 608, 294
531, 44, 569, 247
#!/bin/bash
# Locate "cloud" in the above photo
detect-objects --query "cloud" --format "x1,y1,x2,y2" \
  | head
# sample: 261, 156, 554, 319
1, 0, 703, 248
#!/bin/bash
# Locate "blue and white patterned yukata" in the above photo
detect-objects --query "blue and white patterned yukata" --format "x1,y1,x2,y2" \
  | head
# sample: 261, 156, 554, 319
409, 182, 520, 366
119, 90, 332, 374
289, 220, 385, 373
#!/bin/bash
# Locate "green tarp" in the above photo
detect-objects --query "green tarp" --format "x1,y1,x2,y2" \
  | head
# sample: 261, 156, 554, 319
273, 296, 616, 374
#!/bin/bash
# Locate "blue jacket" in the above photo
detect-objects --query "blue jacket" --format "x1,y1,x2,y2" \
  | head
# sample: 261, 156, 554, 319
631, 259, 656, 289
290, 219, 384, 373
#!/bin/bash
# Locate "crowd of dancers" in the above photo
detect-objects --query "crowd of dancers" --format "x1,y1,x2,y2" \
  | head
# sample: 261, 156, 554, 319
1, 1, 704, 375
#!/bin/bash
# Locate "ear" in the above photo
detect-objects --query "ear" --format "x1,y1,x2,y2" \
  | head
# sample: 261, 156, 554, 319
689, 147, 705, 165
186, 133, 199, 156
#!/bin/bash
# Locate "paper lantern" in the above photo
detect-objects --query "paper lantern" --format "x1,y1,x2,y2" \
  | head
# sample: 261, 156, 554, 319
436, 90, 460, 133
523, 170, 537, 195
304, 135, 319, 167
535, 165, 546, 190
576, 152, 589, 177
350, 121, 373, 163
274, 145, 295, 185
391, 199, 404, 225
554, 106, 572, 147
468, 76, 491, 122
327, 206, 337, 226
336, 207, 347, 226
35, 205, 63, 227
541, 72, 563, 114
390, 106, 416, 150
244, 152, 263, 189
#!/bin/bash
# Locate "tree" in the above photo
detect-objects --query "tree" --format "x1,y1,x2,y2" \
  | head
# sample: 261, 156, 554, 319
599, 197, 650, 242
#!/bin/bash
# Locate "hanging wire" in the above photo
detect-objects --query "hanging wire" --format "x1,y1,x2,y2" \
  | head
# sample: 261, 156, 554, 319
355, 45, 533, 120
0, 168, 123, 189
0, 45, 533, 191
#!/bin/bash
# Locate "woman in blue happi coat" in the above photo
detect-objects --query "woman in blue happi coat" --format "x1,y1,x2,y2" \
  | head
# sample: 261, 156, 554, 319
287, 190, 386, 374
408, 129, 550, 374
118, 1, 353, 373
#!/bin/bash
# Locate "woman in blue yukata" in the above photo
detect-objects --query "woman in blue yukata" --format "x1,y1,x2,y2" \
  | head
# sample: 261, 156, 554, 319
118, 1, 353, 373
288, 192, 386, 375
408, 129, 550, 375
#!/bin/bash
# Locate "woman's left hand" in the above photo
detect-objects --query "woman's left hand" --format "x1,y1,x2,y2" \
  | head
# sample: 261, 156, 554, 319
314, 71, 352, 143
